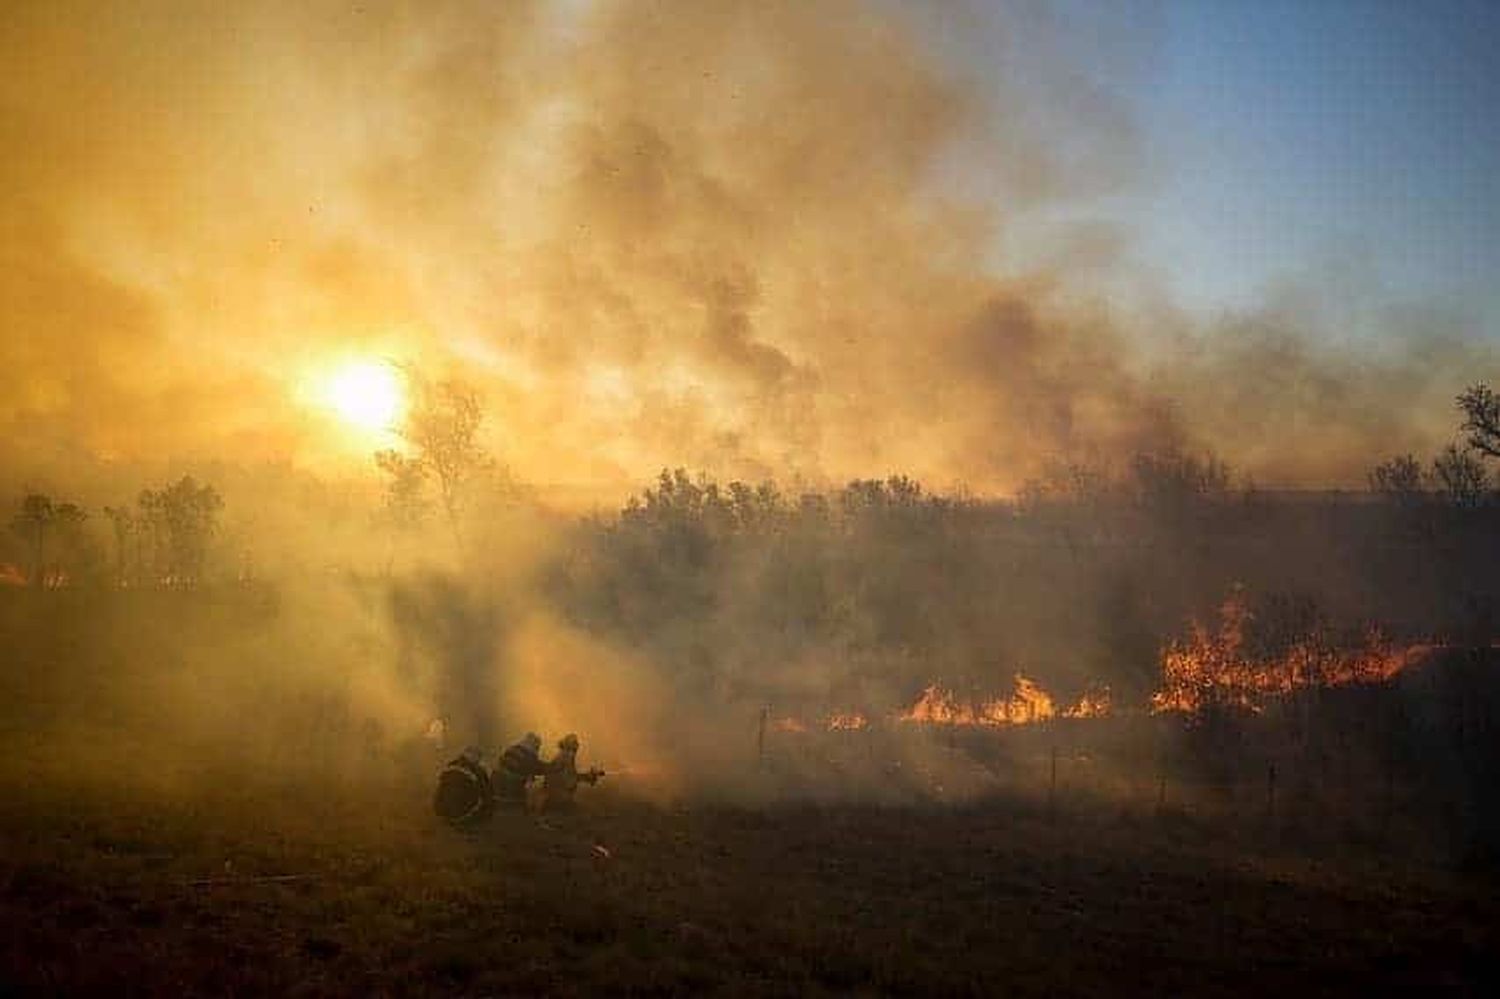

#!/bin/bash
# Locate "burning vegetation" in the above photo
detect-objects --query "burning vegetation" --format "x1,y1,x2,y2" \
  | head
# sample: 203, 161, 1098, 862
824, 711, 870, 731
759, 589, 1447, 740
762, 601, 1428, 737
764, 675, 1105, 735
897, 675, 1110, 727
1151, 590, 1436, 717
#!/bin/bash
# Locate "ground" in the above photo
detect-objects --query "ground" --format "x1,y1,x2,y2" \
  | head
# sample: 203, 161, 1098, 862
3, 774, 1498, 997
0, 592, 1495, 994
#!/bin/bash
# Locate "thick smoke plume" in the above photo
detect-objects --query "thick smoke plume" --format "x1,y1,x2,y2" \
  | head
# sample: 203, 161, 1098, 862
4, 1, 1491, 496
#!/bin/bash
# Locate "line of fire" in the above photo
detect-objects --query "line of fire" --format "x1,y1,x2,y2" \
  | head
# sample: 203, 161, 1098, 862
762, 591, 1444, 734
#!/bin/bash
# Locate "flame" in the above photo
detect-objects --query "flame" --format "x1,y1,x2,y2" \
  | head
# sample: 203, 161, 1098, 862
896, 675, 1108, 727
767, 711, 869, 733
825, 712, 870, 731
994, 675, 1055, 724
900, 685, 982, 726
1061, 687, 1111, 719
764, 675, 1110, 735
1151, 591, 1433, 716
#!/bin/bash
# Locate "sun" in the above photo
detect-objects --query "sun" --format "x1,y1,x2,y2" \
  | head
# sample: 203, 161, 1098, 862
323, 360, 405, 433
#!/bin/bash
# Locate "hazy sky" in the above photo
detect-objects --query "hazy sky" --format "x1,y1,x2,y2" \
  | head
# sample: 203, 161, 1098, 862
2, 1, 1495, 497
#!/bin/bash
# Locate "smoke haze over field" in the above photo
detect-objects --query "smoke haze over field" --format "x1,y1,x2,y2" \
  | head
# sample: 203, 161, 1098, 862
4, 0, 1494, 498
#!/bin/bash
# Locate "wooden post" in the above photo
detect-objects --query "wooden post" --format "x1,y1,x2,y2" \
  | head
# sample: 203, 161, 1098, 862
1048, 744, 1058, 823
1156, 738, 1169, 815
1381, 756, 1394, 843
757, 705, 768, 770
1381, 699, 1402, 844
1265, 761, 1277, 822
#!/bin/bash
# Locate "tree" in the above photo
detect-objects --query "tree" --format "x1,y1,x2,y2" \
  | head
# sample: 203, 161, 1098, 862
1369, 454, 1427, 506
138, 476, 222, 586
373, 448, 429, 575
1129, 447, 1231, 511
1431, 444, 1489, 509
102, 505, 135, 586
839, 475, 928, 521
725, 479, 784, 534
1458, 384, 1500, 460
374, 449, 428, 532
400, 377, 492, 541
11, 494, 55, 587
622, 469, 724, 566
49, 503, 88, 585
8, 494, 89, 587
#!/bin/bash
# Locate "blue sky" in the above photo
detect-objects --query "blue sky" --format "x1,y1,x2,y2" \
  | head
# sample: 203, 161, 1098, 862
942, 0, 1500, 337
1135, 0, 1500, 330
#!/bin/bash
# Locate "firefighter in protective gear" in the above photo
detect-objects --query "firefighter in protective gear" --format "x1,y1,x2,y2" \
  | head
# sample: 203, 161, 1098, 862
433, 745, 493, 826
541, 733, 604, 812
494, 732, 548, 806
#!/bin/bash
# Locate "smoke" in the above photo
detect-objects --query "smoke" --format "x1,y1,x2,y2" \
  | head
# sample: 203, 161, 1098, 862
2, 1, 1498, 819
4, 0, 1491, 496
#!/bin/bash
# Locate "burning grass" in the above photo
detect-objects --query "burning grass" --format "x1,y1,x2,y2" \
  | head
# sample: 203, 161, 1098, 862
897, 674, 1114, 726
1151, 591, 1436, 717
767, 675, 1111, 737
764, 591, 1435, 738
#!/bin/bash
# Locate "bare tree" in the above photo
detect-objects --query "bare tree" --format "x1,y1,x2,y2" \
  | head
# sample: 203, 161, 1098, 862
1369, 454, 1427, 506
11, 494, 54, 587
1131, 448, 1231, 505
1458, 384, 1500, 459
1432, 444, 1489, 509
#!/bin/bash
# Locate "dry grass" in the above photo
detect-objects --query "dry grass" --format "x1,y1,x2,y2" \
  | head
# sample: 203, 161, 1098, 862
2, 590, 1497, 994
2, 768, 1497, 997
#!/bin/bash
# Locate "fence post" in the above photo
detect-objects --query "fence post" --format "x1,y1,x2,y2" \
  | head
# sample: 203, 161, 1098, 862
1048, 743, 1058, 824
1265, 761, 1277, 823
1156, 737, 1169, 815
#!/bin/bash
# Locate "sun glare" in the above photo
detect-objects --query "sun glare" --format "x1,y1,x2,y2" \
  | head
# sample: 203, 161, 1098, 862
324, 361, 405, 433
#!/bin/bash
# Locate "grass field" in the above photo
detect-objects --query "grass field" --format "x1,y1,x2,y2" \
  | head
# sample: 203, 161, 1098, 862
3, 767, 1498, 996
2, 590, 1497, 994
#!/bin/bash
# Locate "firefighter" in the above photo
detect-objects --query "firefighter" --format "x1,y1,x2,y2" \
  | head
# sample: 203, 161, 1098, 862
494, 731, 549, 807
432, 745, 493, 827
540, 733, 604, 812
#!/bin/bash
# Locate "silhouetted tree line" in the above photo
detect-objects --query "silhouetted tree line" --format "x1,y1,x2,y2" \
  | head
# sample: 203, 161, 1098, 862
5, 476, 222, 588
7, 495, 88, 588
555, 387, 1500, 710
1370, 385, 1500, 511
553, 460, 1227, 708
